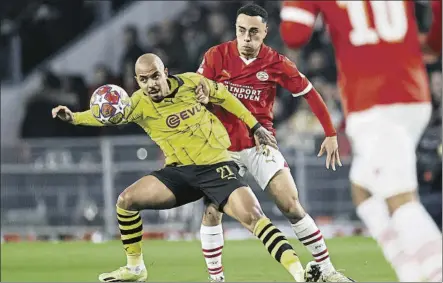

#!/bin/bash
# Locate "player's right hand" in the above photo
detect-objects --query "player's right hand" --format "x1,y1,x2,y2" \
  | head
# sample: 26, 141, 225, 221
254, 126, 278, 150
52, 105, 74, 122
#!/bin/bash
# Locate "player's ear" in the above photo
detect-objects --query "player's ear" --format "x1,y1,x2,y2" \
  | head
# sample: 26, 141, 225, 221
164, 68, 169, 77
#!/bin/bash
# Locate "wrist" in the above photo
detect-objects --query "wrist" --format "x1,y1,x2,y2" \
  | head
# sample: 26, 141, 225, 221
326, 131, 337, 137
251, 122, 262, 134
70, 113, 76, 124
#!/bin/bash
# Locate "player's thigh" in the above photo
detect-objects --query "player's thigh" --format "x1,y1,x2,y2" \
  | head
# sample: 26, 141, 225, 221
117, 175, 177, 210
346, 109, 419, 199
200, 151, 248, 224
196, 161, 264, 231
240, 146, 288, 190
128, 166, 203, 209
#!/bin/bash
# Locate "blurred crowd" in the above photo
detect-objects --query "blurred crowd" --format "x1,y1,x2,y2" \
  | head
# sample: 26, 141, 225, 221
16, 1, 441, 143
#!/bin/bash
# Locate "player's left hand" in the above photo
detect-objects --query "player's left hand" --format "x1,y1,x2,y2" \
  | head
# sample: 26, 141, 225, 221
254, 127, 278, 150
317, 136, 342, 171
196, 78, 209, 105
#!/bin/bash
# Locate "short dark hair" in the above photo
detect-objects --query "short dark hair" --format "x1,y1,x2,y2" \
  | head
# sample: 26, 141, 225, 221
237, 3, 268, 23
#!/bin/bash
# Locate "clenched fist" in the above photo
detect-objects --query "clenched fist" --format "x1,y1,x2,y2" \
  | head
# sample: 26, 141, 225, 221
52, 105, 74, 122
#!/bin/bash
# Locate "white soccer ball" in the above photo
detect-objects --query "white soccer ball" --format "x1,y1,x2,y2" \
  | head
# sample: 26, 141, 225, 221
90, 84, 131, 125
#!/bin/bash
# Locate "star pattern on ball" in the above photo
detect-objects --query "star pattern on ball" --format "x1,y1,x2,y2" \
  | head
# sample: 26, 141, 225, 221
89, 85, 131, 125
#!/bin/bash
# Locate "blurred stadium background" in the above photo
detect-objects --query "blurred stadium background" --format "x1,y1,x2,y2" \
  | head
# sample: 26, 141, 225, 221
0, 0, 441, 281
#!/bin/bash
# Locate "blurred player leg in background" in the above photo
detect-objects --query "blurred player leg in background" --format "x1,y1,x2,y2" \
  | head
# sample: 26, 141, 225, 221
348, 104, 442, 282
353, 185, 423, 282
202, 146, 352, 282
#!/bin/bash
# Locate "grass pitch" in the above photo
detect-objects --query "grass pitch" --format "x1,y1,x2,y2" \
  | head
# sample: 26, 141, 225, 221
1, 236, 396, 282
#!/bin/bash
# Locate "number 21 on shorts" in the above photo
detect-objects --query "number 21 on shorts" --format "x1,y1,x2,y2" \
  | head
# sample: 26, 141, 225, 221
337, 0, 408, 46
216, 165, 237, 180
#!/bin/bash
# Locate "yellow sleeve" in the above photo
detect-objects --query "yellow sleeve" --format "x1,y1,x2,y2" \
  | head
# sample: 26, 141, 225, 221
72, 92, 144, 126
203, 78, 259, 129
72, 110, 105, 126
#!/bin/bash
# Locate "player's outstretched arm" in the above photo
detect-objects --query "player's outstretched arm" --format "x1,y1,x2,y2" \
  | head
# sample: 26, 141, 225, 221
52, 105, 105, 126
52, 94, 143, 127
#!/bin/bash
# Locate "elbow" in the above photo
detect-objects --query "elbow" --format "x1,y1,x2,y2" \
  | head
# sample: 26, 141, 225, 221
280, 22, 312, 49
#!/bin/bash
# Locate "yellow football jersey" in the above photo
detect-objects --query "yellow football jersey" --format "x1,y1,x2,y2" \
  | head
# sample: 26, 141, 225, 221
72, 72, 259, 166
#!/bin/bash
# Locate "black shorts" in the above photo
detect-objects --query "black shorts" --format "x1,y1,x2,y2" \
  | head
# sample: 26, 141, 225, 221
150, 161, 246, 212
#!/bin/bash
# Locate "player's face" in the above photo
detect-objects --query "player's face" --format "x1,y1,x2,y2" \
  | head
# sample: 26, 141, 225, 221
235, 14, 268, 58
135, 65, 169, 102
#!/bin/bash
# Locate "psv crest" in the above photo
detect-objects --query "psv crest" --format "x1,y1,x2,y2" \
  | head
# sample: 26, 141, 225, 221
256, 71, 269, 81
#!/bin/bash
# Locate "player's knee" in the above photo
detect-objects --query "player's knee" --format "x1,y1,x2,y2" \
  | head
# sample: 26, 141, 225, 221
267, 169, 305, 223
241, 204, 265, 232
280, 195, 306, 224
117, 188, 136, 211
386, 191, 417, 215
202, 205, 222, 225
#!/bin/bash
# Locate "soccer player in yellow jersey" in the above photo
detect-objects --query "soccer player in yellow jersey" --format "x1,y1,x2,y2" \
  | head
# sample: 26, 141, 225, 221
52, 54, 306, 282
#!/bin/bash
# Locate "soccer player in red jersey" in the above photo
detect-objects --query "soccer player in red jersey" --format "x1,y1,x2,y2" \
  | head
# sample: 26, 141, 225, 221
280, 1, 442, 282
196, 4, 351, 282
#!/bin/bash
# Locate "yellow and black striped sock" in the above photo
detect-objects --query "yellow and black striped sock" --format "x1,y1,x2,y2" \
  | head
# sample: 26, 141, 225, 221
116, 206, 144, 267
254, 217, 304, 281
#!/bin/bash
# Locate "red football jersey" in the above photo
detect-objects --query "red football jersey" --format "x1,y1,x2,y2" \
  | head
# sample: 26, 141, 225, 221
280, 0, 431, 115
197, 40, 312, 151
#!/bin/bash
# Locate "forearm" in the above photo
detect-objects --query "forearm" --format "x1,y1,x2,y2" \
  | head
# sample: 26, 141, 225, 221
303, 88, 336, 136
72, 110, 105, 126
213, 90, 259, 129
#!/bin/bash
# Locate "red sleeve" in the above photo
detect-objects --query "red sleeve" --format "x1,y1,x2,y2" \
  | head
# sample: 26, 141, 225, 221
426, 0, 442, 55
197, 47, 222, 80
275, 56, 336, 137
275, 55, 313, 97
280, 1, 319, 49
304, 89, 336, 137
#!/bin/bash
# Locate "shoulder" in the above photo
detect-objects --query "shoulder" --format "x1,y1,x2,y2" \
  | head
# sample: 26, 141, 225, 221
176, 72, 204, 87
264, 45, 290, 65
205, 41, 234, 58
272, 51, 298, 72
260, 46, 298, 74
177, 72, 222, 94
131, 89, 144, 99
130, 89, 144, 105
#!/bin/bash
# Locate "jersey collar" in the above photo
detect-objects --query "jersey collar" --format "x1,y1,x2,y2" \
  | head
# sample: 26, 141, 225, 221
167, 75, 184, 98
